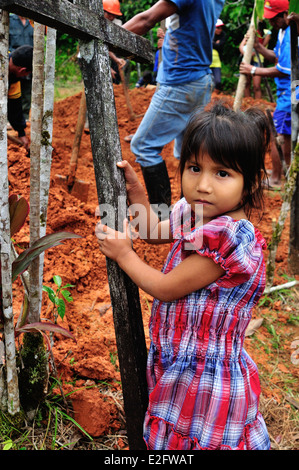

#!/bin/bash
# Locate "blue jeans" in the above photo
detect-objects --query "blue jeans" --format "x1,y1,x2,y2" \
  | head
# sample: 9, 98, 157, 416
130, 74, 214, 167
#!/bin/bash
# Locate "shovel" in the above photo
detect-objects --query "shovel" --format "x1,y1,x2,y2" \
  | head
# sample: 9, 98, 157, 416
118, 65, 144, 121
7, 132, 30, 157
55, 91, 89, 202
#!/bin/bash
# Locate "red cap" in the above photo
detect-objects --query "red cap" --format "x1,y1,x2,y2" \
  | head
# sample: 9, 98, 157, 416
264, 0, 289, 19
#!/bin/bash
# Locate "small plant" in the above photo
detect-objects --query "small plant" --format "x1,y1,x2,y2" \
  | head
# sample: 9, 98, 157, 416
43, 275, 74, 324
0, 193, 81, 418
266, 323, 281, 349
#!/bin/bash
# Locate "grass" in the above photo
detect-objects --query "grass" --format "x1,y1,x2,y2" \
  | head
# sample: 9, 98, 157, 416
247, 285, 299, 450
2, 66, 298, 450
0, 286, 297, 450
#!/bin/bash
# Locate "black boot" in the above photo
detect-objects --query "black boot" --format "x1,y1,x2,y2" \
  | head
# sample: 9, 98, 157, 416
141, 161, 171, 220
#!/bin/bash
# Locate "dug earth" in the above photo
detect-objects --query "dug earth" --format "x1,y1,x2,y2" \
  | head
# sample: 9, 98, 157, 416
9, 85, 298, 443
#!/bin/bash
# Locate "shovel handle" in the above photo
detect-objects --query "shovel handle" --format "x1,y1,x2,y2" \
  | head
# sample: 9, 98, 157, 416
118, 65, 136, 121
7, 133, 25, 146
67, 91, 87, 186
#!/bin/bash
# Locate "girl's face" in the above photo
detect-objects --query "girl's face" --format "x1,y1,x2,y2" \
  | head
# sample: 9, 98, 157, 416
182, 153, 245, 223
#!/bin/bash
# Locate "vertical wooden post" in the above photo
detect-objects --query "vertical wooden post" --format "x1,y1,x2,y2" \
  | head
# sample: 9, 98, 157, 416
0, 9, 20, 414
28, 23, 45, 322
289, 21, 299, 274
75, 0, 148, 450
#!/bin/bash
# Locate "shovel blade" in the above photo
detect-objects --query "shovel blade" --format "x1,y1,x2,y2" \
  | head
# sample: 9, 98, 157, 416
54, 174, 89, 202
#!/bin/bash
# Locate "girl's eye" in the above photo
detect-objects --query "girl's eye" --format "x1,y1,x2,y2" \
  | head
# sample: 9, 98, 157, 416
218, 170, 229, 177
189, 165, 200, 173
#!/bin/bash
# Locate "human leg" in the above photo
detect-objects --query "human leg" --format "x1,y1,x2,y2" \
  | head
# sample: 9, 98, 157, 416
244, 75, 251, 97
211, 67, 221, 91
131, 74, 213, 205
252, 75, 262, 100
269, 109, 291, 186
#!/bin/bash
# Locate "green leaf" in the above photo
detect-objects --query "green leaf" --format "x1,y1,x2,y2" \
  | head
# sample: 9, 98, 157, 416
42, 285, 55, 303
53, 275, 62, 288
57, 298, 66, 320
12, 232, 81, 282
255, 0, 264, 21
289, 0, 299, 14
61, 289, 73, 302
3, 440, 13, 450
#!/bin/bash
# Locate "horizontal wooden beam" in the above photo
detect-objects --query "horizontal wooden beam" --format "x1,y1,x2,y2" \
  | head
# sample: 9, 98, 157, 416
0, 0, 153, 63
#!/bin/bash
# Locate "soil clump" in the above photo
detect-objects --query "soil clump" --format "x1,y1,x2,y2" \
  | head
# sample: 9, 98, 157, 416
8, 86, 298, 448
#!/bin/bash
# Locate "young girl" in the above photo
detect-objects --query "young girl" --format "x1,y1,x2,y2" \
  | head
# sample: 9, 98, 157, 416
95, 103, 271, 450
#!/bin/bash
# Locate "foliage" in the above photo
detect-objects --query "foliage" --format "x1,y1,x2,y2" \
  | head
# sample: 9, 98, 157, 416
43, 275, 74, 323
0, 194, 80, 411
121, 0, 156, 22
219, 0, 279, 93
0, 193, 82, 423
55, 32, 81, 83
289, 0, 299, 13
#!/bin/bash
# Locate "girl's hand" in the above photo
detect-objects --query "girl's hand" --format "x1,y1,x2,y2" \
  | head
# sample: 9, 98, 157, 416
117, 160, 146, 204
95, 218, 133, 264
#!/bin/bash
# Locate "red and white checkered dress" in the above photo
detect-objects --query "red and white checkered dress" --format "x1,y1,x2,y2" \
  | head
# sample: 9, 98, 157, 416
143, 199, 270, 450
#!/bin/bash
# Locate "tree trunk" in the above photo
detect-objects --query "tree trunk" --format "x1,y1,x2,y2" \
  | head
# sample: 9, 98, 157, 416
75, 0, 148, 451
28, 23, 45, 323
266, 145, 299, 288
0, 9, 20, 414
39, 27, 56, 303
289, 21, 299, 273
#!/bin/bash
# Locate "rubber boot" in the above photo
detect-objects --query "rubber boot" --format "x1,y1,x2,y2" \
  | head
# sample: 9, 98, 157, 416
141, 161, 171, 220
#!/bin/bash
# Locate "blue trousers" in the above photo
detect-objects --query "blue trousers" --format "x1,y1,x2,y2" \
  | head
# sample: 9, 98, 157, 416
130, 74, 214, 167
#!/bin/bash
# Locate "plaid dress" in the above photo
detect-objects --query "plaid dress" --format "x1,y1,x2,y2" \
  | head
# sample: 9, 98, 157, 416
144, 199, 270, 450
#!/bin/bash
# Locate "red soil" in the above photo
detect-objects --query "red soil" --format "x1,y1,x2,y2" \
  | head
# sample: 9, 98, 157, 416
8, 86, 298, 442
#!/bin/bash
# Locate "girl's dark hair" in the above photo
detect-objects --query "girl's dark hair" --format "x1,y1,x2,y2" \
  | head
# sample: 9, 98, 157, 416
179, 102, 271, 218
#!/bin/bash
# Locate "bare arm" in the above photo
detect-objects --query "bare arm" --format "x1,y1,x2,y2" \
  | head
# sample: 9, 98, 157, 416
240, 62, 288, 78
95, 221, 225, 302
254, 41, 276, 63
117, 160, 172, 244
123, 0, 178, 36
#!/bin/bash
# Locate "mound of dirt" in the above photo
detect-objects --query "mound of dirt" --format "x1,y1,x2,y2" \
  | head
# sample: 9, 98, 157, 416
8, 86, 298, 442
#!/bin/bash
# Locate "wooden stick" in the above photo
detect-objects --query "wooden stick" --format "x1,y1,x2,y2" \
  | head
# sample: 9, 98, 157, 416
118, 65, 137, 121
233, 14, 256, 111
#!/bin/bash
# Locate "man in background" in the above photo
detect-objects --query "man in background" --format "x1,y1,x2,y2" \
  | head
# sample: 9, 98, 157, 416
9, 14, 34, 122
8, 45, 33, 150
123, 0, 225, 218
240, 0, 292, 189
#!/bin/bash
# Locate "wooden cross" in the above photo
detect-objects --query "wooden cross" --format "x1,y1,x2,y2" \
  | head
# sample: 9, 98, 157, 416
0, 0, 152, 450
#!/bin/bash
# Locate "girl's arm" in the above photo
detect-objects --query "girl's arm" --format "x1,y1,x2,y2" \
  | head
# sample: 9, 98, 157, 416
96, 220, 225, 302
117, 160, 172, 244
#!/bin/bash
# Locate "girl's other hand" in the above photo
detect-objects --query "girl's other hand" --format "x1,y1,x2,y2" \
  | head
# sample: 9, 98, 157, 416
117, 160, 146, 202
95, 218, 133, 264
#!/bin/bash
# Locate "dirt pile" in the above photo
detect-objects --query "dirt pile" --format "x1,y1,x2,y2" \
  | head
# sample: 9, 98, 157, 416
8, 86, 298, 443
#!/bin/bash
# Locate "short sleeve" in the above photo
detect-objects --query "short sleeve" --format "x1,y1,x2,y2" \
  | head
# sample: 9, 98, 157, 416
170, 198, 194, 240
274, 28, 291, 76
182, 216, 266, 288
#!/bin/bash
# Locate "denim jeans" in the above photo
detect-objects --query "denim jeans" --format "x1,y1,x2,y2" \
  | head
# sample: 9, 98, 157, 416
130, 73, 214, 167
